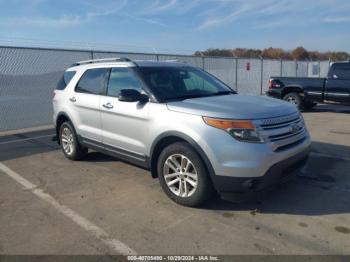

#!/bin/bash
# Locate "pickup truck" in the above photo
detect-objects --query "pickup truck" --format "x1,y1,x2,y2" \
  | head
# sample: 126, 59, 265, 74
266, 62, 350, 109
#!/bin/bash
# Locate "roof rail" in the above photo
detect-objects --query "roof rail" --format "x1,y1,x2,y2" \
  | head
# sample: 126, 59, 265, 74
72, 57, 133, 66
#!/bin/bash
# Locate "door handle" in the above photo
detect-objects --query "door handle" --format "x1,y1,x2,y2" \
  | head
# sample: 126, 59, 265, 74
102, 102, 113, 109
69, 97, 76, 102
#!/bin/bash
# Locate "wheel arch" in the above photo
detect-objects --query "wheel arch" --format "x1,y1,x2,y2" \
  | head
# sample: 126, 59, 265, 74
55, 112, 73, 144
281, 86, 304, 98
149, 131, 216, 181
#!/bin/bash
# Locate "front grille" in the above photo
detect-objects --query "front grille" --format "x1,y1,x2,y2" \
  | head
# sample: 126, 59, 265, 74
256, 112, 306, 151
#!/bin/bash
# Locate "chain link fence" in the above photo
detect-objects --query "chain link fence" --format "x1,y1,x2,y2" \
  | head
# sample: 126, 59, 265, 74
0, 45, 332, 132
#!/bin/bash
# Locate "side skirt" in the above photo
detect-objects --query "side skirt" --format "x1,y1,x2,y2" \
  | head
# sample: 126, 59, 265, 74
78, 136, 150, 170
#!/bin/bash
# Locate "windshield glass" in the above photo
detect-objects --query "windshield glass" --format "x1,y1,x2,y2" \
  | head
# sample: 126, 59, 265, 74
138, 66, 235, 102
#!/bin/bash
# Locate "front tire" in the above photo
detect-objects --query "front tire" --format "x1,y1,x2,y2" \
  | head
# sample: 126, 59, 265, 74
157, 142, 214, 207
283, 92, 302, 109
59, 121, 88, 160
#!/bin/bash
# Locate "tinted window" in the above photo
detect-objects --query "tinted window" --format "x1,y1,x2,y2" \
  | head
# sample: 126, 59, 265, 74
331, 63, 350, 79
56, 71, 76, 90
76, 68, 109, 95
183, 71, 218, 92
107, 68, 143, 97
138, 67, 234, 101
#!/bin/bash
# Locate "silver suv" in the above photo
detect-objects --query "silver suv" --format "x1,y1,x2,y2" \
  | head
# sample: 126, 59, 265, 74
53, 58, 311, 206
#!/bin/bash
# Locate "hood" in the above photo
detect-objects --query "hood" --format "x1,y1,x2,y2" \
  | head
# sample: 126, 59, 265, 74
166, 94, 297, 120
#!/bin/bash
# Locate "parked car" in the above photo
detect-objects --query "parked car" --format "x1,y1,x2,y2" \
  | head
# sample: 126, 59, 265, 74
267, 62, 350, 109
53, 58, 311, 206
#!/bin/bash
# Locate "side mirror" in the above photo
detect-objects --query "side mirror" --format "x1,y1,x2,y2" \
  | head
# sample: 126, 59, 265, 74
118, 89, 148, 102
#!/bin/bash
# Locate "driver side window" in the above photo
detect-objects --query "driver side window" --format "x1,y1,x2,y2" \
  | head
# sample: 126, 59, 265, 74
107, 67, 143, 97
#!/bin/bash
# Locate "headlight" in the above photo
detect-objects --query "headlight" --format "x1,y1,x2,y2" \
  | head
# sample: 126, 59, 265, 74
203, 117, 264, 143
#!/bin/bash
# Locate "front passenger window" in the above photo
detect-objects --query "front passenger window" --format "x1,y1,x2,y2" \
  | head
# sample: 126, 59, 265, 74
107, 68, 143, 97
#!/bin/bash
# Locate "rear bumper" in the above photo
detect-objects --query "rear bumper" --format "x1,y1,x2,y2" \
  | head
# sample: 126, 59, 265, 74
266, 90, 282, 99
212, 146, 310, 201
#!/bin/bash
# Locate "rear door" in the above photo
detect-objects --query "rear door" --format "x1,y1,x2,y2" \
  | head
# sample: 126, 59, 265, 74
100, 67, 150, 160
72, 68, 109, 142
325, 63, 350, 104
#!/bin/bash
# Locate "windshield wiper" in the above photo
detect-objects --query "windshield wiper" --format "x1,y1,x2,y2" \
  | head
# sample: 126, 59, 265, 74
166, 93, 213, 101
166, 91, 235, 102
212, 90, 235, 96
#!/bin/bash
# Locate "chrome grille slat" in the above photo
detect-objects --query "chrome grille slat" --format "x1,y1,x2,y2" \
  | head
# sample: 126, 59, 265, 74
261, 118, 303, 130
270, 128, 305, 142
271, 130, 306, 147
259, 112, 300, 126
255, 112, 306, 151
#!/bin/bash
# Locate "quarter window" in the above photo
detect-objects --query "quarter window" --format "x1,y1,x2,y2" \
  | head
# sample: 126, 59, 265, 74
107, 68, 143, 97
76, 68, 109, 95
56, 71, 76, 90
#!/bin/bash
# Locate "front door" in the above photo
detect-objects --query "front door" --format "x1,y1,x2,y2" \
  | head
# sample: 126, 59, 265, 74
100, 67, 150, 160
325, 63, 350, 104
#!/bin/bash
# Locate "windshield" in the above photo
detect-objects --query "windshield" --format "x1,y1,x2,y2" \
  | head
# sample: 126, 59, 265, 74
138, 66, 235, 102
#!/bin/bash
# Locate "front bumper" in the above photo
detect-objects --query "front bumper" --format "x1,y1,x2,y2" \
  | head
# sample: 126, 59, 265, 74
211, 145, 310, 201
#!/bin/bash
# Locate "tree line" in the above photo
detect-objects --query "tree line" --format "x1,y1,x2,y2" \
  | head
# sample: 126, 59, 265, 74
194, 47, 350, 61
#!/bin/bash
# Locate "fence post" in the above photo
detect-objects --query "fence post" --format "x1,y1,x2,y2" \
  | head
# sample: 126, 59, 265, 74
202, 56, 205, 70
280, 59, 283, 76
295, 60, 298, 77
260, 57, 263, 95
90, 50, 94, 60
156, 54, 159, 61
235, 58, 238, 92
318, 60, 321, 78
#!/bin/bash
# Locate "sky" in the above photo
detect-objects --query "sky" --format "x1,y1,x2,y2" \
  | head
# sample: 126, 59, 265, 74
0, 0, 349, 54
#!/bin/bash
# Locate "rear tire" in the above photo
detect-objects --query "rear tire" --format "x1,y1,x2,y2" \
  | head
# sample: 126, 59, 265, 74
59, 121, 88, 160
303, 101, 317, 110
283, 92, 302, 109
157, 142, 214, 207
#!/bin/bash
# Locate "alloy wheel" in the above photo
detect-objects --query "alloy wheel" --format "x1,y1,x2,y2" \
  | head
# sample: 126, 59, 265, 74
163, 154, 198, 198
61, 127, 74, 155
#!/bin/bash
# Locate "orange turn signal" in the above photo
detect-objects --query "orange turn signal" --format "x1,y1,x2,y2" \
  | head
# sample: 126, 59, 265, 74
203, 117, 254, 130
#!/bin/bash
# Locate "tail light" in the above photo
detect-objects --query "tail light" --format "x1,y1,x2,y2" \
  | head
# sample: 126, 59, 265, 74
268, 79, 280, 90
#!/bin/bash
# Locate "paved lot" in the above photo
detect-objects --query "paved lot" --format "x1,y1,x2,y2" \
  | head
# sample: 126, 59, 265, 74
0, 104, 350, 255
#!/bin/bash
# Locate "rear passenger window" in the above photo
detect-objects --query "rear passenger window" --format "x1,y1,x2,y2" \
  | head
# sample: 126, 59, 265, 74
107, 68, 143, 97
56, 71, 76, 90
76, 68, 109, 95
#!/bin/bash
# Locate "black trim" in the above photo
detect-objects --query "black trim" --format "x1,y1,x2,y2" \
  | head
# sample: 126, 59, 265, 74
78, 136, 149, 169
55, 112, 73, 143
132, 67, 159, 103
102, 68, 112, 96
213, 146, 310, 202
